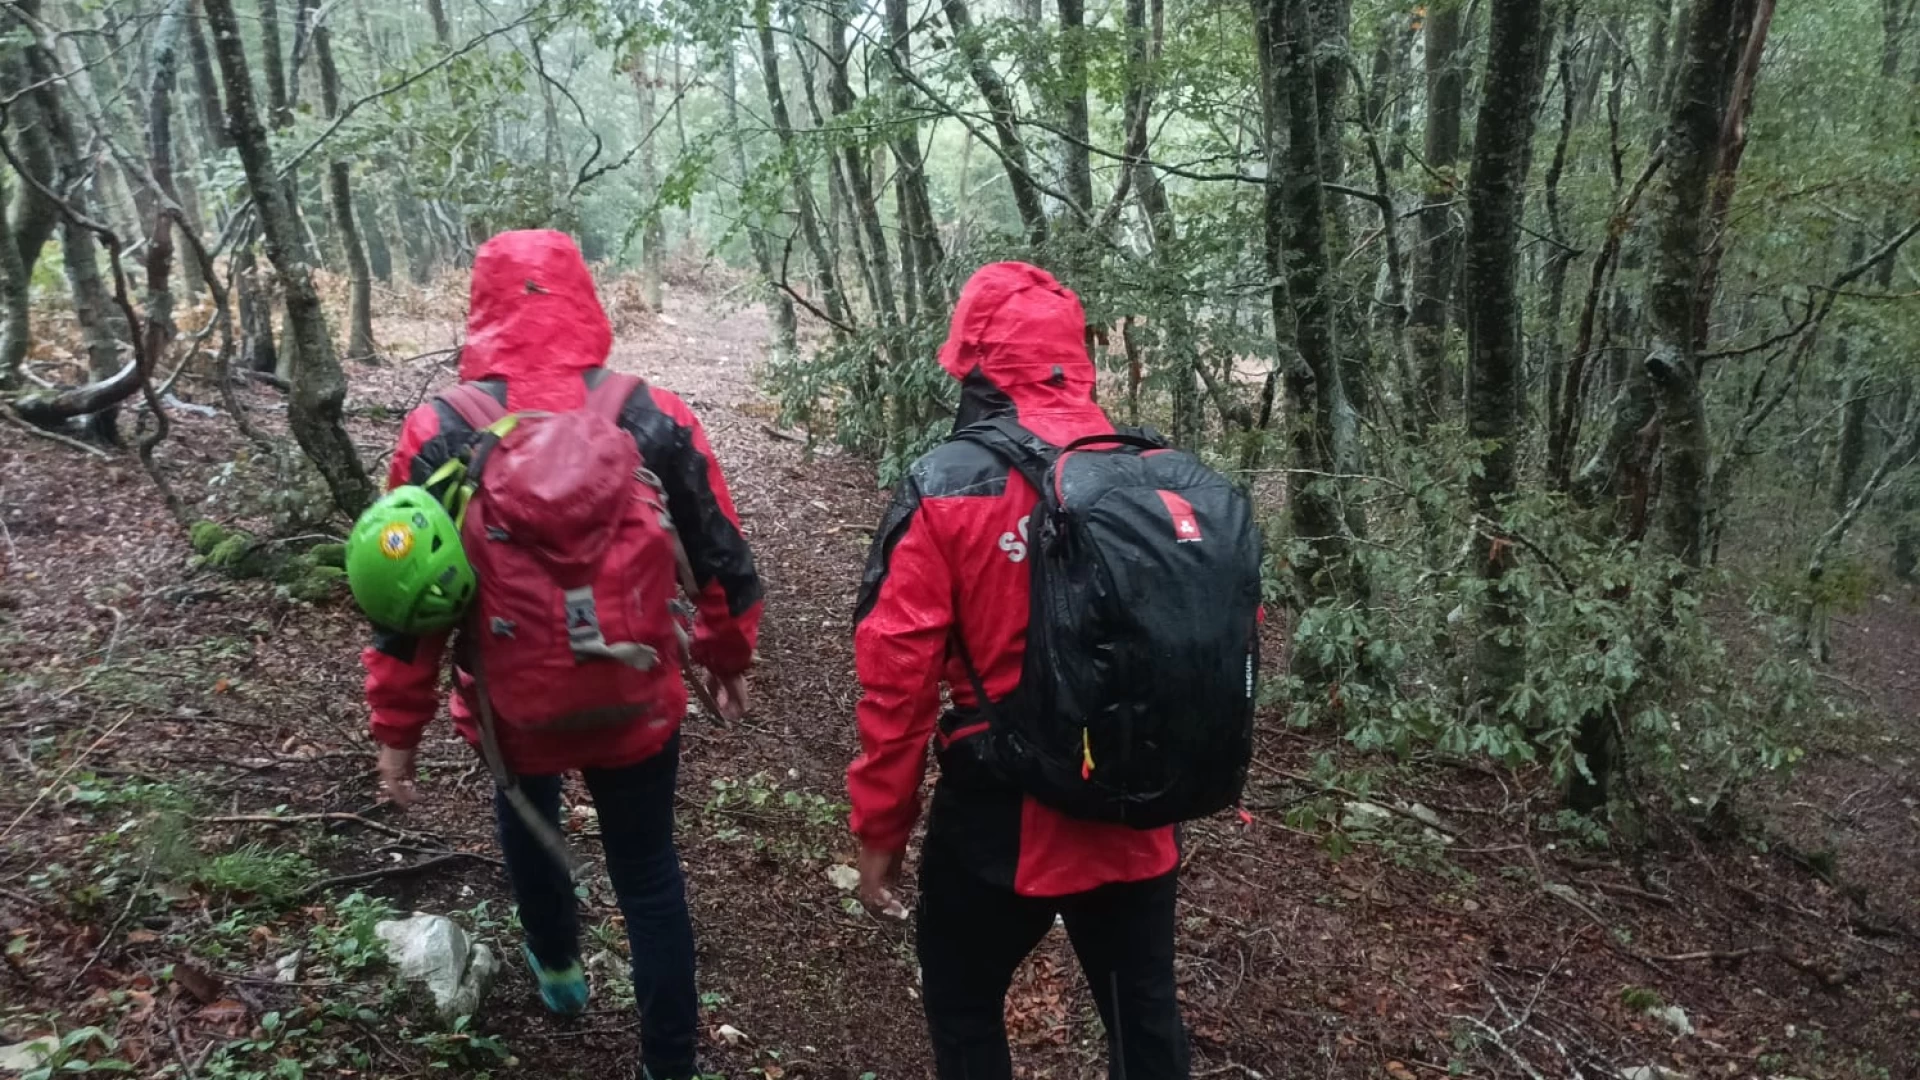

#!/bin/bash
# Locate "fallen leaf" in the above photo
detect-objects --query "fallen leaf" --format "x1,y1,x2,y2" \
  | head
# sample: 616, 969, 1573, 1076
193, 998, 249, 1032
212, 678, 230, 694
124, 929, 160, 945
1386, 1062, 1416, 1080
174, 960, 224, 1004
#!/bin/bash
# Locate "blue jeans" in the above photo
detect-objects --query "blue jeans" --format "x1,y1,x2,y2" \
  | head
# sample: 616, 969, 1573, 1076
496, 734, 697, 1079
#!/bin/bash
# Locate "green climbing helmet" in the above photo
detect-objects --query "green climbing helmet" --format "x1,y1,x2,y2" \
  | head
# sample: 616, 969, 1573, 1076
345, 486, 476, 633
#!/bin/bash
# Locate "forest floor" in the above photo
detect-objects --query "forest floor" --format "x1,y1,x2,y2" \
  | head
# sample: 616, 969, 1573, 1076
3, 276, 1920, 1080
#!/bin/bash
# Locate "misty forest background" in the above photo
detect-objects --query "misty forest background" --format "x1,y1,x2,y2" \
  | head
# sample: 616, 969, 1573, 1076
2, 0, 1920, 1073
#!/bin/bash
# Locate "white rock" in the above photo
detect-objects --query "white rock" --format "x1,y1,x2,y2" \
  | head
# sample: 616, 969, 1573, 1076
375, 913, 500, 1023
1619, 1067, 1690, 1080
1341, 801, 1393, 831
715, 1023, 749, 1047
0, 1037, 55, 1071
825, 864, 860, 892
1646, 1004, 1694, 1037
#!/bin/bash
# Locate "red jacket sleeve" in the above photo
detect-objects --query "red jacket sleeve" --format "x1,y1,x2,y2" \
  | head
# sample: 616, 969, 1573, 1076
847, 480, 952, 852
649, 388, 763, 676
363, 404, 449, 749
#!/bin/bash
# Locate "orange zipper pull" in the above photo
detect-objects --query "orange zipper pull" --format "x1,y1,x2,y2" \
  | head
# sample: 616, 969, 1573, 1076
1080, 728, 1095, 780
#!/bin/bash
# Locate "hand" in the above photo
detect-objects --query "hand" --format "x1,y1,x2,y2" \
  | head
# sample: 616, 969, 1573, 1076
706, 671, 750, 722
376, 745, 418, 807
857, 845, 907, 919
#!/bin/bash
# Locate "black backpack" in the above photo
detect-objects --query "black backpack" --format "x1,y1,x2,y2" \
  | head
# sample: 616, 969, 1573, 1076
952, 419, 1261, 829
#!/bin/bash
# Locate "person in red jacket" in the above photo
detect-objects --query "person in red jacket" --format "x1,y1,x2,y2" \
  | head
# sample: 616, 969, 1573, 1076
364, 230, 761, 1080
849, 262, 1190, 1079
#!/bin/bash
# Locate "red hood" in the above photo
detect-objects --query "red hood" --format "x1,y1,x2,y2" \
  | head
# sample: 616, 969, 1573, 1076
459, 231, 612, 407
939, 262, 1098, 425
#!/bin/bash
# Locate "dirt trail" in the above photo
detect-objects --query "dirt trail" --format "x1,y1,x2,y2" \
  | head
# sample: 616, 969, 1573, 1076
2, 280, 1918, 1079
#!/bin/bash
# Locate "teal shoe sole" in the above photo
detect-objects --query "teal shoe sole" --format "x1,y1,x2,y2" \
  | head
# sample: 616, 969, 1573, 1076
520, 942, 588, 1017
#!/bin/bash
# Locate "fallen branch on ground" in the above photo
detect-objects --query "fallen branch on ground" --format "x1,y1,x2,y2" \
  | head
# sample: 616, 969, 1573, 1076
1646, 944, 1849, 988
198, 811, 424, 844
296, 853, 470, 899
2, 409, 112, 457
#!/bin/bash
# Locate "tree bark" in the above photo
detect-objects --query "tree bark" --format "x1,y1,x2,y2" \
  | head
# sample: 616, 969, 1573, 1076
1644, 0, 1751, 568
941, 0, 1050, 246
827, 6, 901, 337
204, 0, 373, 516
725, 44, 796, 361
884, 0, 945, 313
257, 0, 290, 129
424, 0, 451, 46
1408, 0, 1464, 433
1463, 0, 1552, 718
1255, 0, 1368, 621
1056, 0, 1094, 222
1540, 4, 1578, 467
756, 15, 850, 331
0, 169, 26, 389
186, 0, 229, 149
25, 28, 130, 440
314, 13, 374, 361
629, 50, 666, 310
359, 191, 393, 283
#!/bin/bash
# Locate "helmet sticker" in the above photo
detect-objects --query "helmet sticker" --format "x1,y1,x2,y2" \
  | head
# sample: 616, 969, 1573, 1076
380, 523, 416, 560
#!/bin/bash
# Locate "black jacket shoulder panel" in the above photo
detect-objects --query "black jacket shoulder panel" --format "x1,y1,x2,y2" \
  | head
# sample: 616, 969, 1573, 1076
909, 440, 1010, 499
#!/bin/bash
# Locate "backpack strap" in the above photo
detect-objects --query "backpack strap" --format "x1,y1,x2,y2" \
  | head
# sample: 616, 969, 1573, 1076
951, 417, 1056, 496
439, 382, 509, 430
583, 368, 646, 421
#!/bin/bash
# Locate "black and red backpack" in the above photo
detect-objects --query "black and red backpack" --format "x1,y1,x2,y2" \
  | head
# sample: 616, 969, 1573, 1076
952, 418, 1261, 829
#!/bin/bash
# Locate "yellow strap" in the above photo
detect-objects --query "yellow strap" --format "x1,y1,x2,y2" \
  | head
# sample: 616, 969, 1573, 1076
484, 414, 521, 438
424, 457, 466, 491
1081, 728, 1095, 779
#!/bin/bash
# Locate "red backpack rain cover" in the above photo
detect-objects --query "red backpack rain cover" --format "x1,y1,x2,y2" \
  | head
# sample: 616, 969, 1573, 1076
439, 372, 684, 733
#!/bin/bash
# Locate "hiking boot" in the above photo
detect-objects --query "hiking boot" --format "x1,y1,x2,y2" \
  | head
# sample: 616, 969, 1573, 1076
520, 942, 588, 1017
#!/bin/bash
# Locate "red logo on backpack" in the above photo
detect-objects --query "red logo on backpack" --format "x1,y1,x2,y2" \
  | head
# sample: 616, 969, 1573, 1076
1158, 491, 1203, 543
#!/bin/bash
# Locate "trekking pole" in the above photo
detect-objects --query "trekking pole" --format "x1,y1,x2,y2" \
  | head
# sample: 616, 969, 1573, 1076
470, 654, 583, 877
645, 465, 733, 727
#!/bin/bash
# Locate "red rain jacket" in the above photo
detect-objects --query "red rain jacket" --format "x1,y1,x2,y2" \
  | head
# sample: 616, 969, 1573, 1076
848, 262, 1178, 897
363, 230, 762, 775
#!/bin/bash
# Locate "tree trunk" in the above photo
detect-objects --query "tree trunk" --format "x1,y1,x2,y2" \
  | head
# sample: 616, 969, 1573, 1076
1463, 0, 1552, 720
1056, 0, 1094, 223
0, 169, 27, 389
234, 236, 278, 374
314, 14, 374, 361
1646, 0, 1752, 568
359, 191, 393, 283
941, 0, 1050, 246
186, 0, 229, 149
884, 0, 946, 313
884, 0, 945, 313
1540, 4, 1578, 464
3, 0, 59, 285
1255, 0, 1367, 623
725, 44, 796, 361
424, 0, 451, 46
26, 29, 129, 440
630, 50, 666, 311
204, 0, 373, 516
257, 0, 290, 129
756, 15, 850, 330
1408, 1, 1465, 432
788, 13, 864, 313
827, 7, 900, 337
